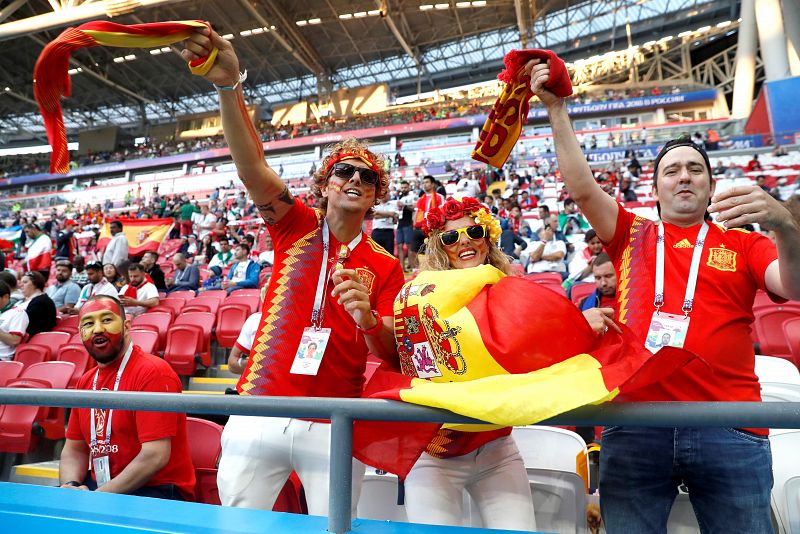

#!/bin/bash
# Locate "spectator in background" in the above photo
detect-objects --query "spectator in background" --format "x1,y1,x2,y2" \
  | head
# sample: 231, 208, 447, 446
118, 263, 159, 317
167, 253, 199, 294
566, 230, 604, 287
55, 219, 79, 262
102, 220, 129, 269
0, 281, 26, 360
75, 262, 119, 310
71, 256, 89, 287
222, 243, 260, 295
395, 180, 417, 271
140, 251, 167, 292
186, 234, 199, 257
22, 271, 57, 338
578, 252, 617, 311
24, 223, 52, 279
46, 261, 82, 315
0, 271, 22, 311
194, 204, 217, 239
518, 190, 537, 210
196, 234, 216, 265
412, 175, 445, 262
526, 224, 567, 277
257, 234, 274, 267
177, 196, 197, 236
746, 154, 762, 172
499, 218, 528, 260
208, 238, 233, 271
558, 198, 590, 235
619, 175, 638, 202
227, 285, 267, 374
371, 197, 399, 256
103, 263, 126, 291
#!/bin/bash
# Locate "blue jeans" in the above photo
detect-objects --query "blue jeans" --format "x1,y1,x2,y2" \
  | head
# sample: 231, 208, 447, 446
599, 426, 773, 534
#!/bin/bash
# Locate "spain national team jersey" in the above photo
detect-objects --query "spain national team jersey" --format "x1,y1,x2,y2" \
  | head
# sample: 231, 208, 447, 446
237, 200, 404, 399
605, 203, 779, 410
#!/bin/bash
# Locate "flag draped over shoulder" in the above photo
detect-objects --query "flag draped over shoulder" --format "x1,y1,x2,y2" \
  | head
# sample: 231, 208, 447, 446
353, 265, 694, 478
33, 20, 217, 174
97, 218, 174, 257
472, 49, 573, 168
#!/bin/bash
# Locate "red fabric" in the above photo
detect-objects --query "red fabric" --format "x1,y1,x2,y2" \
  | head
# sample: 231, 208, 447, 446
236, 200, 405, 399
498, 49, 573, 98
66, 346, 196, 499
604, 203, 780, 434
121, 283, 139, 299
414, 193, 445, 228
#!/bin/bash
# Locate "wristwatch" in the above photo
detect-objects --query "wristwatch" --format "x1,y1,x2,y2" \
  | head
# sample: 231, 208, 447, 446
357, 310, 383, 336
63, 480, 82, 487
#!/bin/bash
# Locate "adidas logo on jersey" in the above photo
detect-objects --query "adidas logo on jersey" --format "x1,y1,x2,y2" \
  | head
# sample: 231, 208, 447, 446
673, 239, 693, 249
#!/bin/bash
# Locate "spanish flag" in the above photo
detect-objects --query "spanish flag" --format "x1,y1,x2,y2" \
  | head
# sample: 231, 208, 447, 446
97, 218, 174, 257
354, 265, 693, 478
34, 20, 217, 174
472, 49, 573, 168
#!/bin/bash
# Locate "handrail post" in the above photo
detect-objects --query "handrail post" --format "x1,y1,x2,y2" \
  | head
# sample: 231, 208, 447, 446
328, 413, 354, 534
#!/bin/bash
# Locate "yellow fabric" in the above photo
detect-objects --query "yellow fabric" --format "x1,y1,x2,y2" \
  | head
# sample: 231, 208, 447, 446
398, 353, 617, 427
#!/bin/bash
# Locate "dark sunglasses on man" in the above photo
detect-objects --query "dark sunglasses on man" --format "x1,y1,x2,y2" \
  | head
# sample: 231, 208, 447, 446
439, 224, 487, 247
330, 162, 380, 186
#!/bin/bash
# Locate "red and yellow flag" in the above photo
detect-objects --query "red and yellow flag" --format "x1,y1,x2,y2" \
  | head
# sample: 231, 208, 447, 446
354, 265, 693, 478
34, 20, 217, 174
97, 217, 174, 257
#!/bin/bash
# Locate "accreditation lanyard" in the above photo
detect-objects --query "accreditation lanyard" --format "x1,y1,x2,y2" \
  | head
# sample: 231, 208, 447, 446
90, 342, 134, 454
309, 220, 363, 330
654, 221, 709, 316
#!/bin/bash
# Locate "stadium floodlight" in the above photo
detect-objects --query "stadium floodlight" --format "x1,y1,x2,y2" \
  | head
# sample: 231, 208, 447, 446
368, 10, 381, 15
150, 49, 162, 55
659, 35, 673, 42
160, 47, 170, 52
240, 29, 253, 36
697, 25, 710, 33
124, 54, 136, 61
354, 11, 367, 17
456, 1, 471, 6
3, 87, 9, 92
434, 3, 449, 8
678, 30, 693, 38
339, 13, 353, 19
472, 0, 487, 5
296, 20, 308, 26
420, 5, 434, 10
308, 18, 321, 24
253, 28, 266, 34
643, 40, 656, 47
222, 33, 234, 39
113, 57, 125, 63
716, 21, 731, 28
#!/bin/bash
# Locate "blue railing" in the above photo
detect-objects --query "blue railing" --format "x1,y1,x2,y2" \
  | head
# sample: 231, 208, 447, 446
1, 388, 799, 533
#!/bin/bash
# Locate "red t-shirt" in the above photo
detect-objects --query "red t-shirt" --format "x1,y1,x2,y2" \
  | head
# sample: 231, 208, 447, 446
65, 345, 195, 499
237, 200, 405, 399
605, 204, 778, 414
414, 192, 445, 227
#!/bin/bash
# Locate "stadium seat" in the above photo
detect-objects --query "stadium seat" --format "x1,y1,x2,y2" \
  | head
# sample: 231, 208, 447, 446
225, 295, 260, 314
0, 360, 23, 386
145, 304, 177, 318
511, 426, 588, 474
157, 298, 186, 317
770, 430, 800, 533
0, 399, 42, 453
54, 315, 80, 334
9, 361, 76, 441
186, 417, 223, 505
57, 344, 91, 388
174, 312, 215, 366
357, 471, 408, 523
68, 332, 82, 345
168, 290, 197, 303
570, 283, 596, 306
754, 355, 800, 385
230, 288, 261, 299
29, 331, 71, 352
215, 304, 251, 348
187, 296, 221, 315
525, 272, 564, 284
754, 305, 800, 359
753, 290, 775, 311
273, 472, 307, 514
131, 312, 172, 352
130, 329, 159, 355
164, 325, 202, 376
199, 289, 227, 303
760, 382, 800, 402
13, 344, 52, 369
783, 476, 800, 534
782, 317, 800, 364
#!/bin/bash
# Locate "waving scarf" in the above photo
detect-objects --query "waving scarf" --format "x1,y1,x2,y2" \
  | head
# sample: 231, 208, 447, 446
34, 20, 217, 174
354, 265, 694, 478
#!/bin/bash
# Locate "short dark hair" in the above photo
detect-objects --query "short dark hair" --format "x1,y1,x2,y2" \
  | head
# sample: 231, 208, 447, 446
24, 223, 40, 232
110, 220, 123, 230
128, 263, 144, 273
539, 205, 551, 216
593, 251, 612, 268
584, 229, 598, 243
652, 135, 712, 188
23, 271, 46, 290
143, 251, 158, 260
56, 261, 73, 270
0, 280, 10, 299
86, 262, 103, 272
0, 271, 17, 289
423, 175, 436, 183
237, 243, 251, 254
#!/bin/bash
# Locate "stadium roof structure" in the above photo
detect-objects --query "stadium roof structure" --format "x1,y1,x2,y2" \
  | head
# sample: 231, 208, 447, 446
0, 0, 738, 138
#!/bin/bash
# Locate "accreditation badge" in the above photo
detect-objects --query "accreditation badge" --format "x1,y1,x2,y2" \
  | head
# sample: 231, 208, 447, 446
93, 455, 111, 487
289, 327, 331, 376
645, 312, 690, 354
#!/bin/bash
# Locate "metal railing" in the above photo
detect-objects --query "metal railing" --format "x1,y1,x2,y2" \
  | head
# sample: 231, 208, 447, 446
2, 388, 800, 533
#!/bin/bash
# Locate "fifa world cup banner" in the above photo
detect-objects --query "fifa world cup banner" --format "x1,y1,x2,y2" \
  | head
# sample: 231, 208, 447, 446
353, 265, 695, 478
97, 218, 174, 257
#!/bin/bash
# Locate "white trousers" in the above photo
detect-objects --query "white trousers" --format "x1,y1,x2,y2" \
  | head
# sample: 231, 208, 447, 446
404, 435, 536, 531
217, 416, 365, 515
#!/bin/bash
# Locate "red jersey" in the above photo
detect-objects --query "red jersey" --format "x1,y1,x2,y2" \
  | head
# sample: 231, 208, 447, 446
237, 200, 404, 399
66, 345, 195, 499
414, 192, 445, 227
605, 204, 778, 413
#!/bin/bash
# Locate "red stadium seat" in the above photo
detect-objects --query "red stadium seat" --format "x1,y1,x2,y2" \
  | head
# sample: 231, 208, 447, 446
529, 279, 567, 297
783, 317, 800, 365
29, 331, 71, 351
274, 472, 307, 514
188, 296, 221, 315
186, 417, 223, 504
570, 283, 596, 307
754, 305, 800, 358
130, 330, 159, 355
0, 360, 23, 387
145, 304, 178, 318
174, 312, 215, 366
68, 332, 83, 345
216, 304, 251, 349
157, 298, 185, 317
225, 295, 259, 314
230, 289, 260, 299
168, 291, 197, 303
525, 272, 564, 284
12, 361, 76, 440
164, 325, 202, 376
131, 312, 172, 352
199, 290, 227, 302
13, 344, 51, 369
54, 315, 80, 334
182, 304, 212, 314
57, 345, 91, 388
0, 399, 42, 453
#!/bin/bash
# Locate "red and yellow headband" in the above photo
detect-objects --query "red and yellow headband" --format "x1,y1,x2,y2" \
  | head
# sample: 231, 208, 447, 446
322, 150, 381, 176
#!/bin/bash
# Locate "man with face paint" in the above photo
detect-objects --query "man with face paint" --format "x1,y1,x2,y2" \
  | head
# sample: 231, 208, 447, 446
180, 30, 404, 514
531, 59, 800, 533
59, 295, 195, 500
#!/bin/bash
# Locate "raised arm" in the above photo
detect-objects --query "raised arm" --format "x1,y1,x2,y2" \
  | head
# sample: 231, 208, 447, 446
527, 60, 618, 242
181, 28, 293, 225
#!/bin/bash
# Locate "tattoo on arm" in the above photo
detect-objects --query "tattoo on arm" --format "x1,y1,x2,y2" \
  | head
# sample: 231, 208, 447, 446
256, 187, 293, 226
277, 186, 293, 205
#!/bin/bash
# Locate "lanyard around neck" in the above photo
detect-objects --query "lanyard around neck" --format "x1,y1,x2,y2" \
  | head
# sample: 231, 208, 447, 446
654, 221, 709, 316
310, 219, 362, 330
90, 341, 133, 449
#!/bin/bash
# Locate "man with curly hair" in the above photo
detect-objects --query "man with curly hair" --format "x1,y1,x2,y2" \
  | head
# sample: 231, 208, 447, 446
181, 29, 405, 514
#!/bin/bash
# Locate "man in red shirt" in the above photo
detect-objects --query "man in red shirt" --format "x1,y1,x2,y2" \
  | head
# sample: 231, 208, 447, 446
531, 58, 800, 533
59, 296, 195, 500
412, 175, 445, 260
181, 30, 404, 514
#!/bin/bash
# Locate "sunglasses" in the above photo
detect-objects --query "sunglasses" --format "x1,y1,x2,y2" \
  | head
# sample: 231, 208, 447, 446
331, 162, 380, 186
439, 225, 487, 247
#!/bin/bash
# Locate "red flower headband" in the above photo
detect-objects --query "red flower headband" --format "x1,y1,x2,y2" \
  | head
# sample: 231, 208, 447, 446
420, 196, 488, 236
322, 149, 381, 176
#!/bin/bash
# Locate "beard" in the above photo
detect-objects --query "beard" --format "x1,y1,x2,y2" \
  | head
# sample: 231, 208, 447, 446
85, 333, 125, 365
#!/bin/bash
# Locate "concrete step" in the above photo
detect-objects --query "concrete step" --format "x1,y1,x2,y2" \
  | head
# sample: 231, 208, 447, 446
207, 365, 239, 379
10, 460, 59, 486
188, 376, 236, 393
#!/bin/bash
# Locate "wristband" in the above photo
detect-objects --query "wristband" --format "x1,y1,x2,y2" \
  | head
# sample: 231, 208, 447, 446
357, 310, 383, 336
214, 69, 247, 91
63, 480, 82, 487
